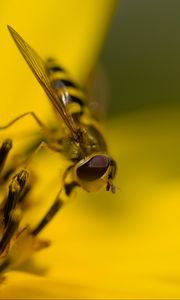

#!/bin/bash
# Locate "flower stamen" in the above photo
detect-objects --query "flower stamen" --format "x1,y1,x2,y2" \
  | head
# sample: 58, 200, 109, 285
0, 137, 66, 277
0, 139, 12, 173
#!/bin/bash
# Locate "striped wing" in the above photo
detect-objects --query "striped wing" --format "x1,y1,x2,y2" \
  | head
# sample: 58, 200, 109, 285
7, 25, 78, 139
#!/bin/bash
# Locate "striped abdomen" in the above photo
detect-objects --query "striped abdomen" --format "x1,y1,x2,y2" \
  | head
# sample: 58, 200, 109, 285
45, 58, 86, 120
45, 58, 108, 157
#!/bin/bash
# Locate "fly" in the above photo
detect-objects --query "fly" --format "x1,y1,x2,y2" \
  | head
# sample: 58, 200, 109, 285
0, 26, 117, 238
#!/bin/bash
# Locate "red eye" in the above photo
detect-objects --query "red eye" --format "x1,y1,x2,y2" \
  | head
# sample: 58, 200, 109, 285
77, 155, 109, 181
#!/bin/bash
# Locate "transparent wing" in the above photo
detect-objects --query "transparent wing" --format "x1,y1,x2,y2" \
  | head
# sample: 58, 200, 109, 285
85, 63, 109, 120
7, 25, 78, 139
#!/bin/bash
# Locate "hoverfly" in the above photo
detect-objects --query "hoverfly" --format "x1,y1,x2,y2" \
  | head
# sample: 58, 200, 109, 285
0, 26, 116, 261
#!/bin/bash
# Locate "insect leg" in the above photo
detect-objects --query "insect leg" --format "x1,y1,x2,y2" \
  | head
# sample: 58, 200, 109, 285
31, 166, 78, 236
24, 140, 62, 169
0, 136, 62, 180
31, 196, 62, 236
0, 111, 55, 141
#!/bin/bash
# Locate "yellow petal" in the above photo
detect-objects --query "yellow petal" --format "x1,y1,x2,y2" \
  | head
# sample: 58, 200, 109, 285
27, 108, 180, 299
1, 106, 180, 298
0, 271, 89, 299
0, 0, 119, 298
0, 0, 117, 123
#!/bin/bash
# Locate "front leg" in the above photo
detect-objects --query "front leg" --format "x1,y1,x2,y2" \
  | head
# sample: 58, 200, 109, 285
31, 165, 78, 236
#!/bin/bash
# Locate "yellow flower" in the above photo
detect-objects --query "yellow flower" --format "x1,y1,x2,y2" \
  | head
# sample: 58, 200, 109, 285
0, 0, 119, 298
1, 1, 180, 299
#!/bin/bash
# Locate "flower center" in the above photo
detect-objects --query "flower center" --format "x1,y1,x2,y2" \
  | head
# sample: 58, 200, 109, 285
0, 139, 57, 277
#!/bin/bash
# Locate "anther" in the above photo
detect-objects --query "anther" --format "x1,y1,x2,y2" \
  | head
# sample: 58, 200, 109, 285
0, 210, 21, 255
0, 139, 12, 173
0, 258, 11, 274
3, 169, 29, 226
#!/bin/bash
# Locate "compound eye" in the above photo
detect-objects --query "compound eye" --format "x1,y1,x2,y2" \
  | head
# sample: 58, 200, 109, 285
77, 155, 109, 181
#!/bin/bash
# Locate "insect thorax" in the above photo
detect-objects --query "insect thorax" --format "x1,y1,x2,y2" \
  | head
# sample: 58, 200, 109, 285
61, 123, 107, 162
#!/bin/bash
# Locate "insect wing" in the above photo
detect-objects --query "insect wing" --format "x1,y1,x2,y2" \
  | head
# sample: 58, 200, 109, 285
85, 64, 109, 120
7, 25, 78, 138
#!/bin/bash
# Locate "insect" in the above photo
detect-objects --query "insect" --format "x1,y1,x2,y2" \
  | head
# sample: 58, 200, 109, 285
0, 26, 117, 272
